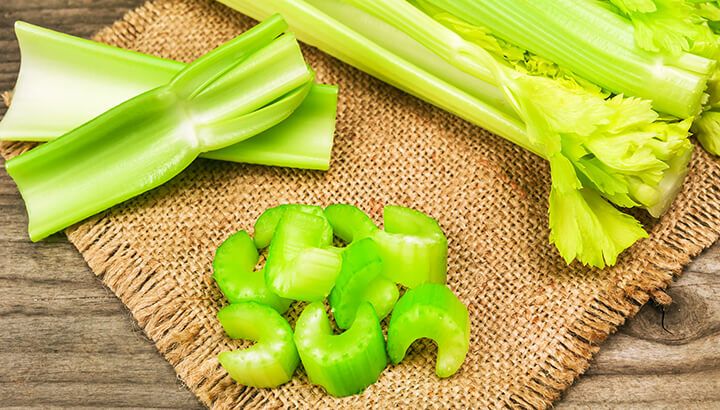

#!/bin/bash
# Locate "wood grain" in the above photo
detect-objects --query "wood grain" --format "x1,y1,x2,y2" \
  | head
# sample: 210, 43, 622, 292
0, 1, 718, 408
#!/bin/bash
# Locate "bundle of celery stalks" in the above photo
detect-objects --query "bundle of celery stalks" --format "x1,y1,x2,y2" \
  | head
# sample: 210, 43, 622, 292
219, 0, 720, 269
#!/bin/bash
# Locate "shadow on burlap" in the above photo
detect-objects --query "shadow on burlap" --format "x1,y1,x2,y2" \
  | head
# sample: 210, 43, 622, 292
2, 0, 719, 408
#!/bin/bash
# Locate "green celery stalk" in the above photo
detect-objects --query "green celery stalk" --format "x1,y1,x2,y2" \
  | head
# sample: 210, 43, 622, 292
217, 302, 300, 388
212, 230, 292, 313
423, 0, 710, 118
329, 237, 399, 329
0, 22, 336, 170
7, 16, 314, 241
264, 207, 342, 301
325, 204, 448, 288
294, 302, 388, 397
217, 0, 532, 152
387, 283, 469, 378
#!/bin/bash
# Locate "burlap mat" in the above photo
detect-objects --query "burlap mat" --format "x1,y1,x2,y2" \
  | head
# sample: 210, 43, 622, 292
2, 0, 720, 407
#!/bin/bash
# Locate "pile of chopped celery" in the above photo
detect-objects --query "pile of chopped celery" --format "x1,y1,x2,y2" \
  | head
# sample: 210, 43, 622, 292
219, 0, 720, 268
214, 203, 469, 396
0, 18, 338, 241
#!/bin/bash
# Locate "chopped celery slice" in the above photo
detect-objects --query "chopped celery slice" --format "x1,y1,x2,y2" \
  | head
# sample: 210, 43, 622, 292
324, 203, 379, 242
0, 22, 336, 171
373, 206, 447, 288
329, 238, 399, 329
387, 284, 469, 378
254, 204, 327, 248
217, 302, 299, 388
212, 230, 292, 313
325, 204, 448, 288
265, 209, 341, 301
7, 16, 313, 241
295, 302, 387, 397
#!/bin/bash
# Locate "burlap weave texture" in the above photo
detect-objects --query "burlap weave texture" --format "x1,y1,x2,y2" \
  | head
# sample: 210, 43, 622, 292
3, 0, 720, 408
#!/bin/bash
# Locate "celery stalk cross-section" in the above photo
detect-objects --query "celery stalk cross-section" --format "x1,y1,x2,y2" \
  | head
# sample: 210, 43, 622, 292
0, 21, 337, 171
7, 15, 314, 241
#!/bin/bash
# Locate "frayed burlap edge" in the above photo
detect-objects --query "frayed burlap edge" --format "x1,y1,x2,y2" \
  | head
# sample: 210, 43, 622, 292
3, 1, 720, 408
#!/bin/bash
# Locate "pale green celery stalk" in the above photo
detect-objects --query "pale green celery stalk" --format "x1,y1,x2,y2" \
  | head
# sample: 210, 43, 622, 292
7, 16, 313, 241
0, 22, 335, 170
217, 0, 534, 154
425, 0, 709, 118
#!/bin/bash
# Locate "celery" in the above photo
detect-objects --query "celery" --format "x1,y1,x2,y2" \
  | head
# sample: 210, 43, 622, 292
213, 231, 292, 313
373, 205, 448, 287
294, 302, 387, 397
0, 22, 336, 170
222, 0, 693, 268
264, 208, 342, 301
387, 284, 469, 378
217, 302, 299, 388
325, 204, 448, 287
423, 0, 710, 118
254, 204, 328, 248
329, 238, 399, 329
7, 16, 314, 241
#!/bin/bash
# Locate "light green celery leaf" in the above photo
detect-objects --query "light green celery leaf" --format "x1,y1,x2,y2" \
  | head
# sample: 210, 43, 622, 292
695, 2, 720, 22
548, 154, 648, 268
512, 73, 691, 213
609, 0, 720, 57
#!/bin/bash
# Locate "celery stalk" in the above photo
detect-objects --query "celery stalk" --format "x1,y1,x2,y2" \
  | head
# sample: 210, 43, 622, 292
218, 0, 532, 153
0, 22, 336, 170
424, 0, 709, 118
217, 302, 300, 388
387, 284, 469, 378
7, 16, 314, 241
213, 230, 292, 313
294, 302, 388, 397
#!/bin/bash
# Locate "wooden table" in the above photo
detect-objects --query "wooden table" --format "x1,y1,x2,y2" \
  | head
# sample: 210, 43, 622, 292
1, 1, 718, 408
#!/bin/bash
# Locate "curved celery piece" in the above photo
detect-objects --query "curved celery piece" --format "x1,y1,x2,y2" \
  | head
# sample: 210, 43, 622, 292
265, 209, 341, 301
7, 16, 314, 241
217, 302, 299, 388
294, 302, 387, 397
254, 204, 327, 248
325, 204, 447, 288
387, 284, 469, 378
0, 22, 336, 171
212, 230, 292, 313
324, 203, 378, 242
373, 205, 448, 288
329, 238, 399, 329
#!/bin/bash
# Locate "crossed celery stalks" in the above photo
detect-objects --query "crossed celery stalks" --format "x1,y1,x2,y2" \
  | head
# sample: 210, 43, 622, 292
0, 17, 338, 241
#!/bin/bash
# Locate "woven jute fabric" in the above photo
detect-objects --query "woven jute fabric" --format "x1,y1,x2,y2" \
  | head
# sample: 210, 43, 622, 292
3, 0, 720, 408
